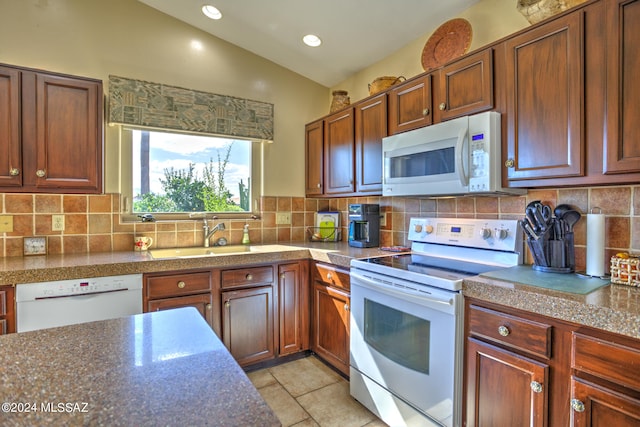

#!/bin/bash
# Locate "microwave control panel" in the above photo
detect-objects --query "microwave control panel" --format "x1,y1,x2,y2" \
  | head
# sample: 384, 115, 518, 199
468, 111, 500, 193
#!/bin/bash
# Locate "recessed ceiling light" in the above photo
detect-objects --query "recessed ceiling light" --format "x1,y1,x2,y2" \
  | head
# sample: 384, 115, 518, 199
202, 5, 222, 20
303, 34, 322, 47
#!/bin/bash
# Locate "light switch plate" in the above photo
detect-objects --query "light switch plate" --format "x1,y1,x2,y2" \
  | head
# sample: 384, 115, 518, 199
276, 212, 291, 225
24, 236, 47, 256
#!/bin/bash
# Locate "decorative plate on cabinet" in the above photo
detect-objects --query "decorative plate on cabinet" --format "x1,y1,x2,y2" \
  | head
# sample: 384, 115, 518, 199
421, 18, 473, 71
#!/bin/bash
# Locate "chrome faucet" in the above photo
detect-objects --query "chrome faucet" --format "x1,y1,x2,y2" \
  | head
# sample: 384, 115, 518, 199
203, 220, 225, 247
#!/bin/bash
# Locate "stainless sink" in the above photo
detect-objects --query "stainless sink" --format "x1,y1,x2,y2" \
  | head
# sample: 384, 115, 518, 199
149, 245, 252, 259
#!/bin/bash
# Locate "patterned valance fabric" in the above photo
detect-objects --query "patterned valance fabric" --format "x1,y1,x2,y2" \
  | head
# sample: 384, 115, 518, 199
108, 75, 274, 141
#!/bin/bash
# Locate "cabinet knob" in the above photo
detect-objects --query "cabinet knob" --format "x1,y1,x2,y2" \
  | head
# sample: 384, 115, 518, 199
344, 303, 350, 311
225, 300, 230, 308
530, 381, 543, 393
326, 272, 333, 280
571, 399, 585, 413
280, 273, 285, 279
177, 281, 186, 289
498, 325, 510, 336
9, 168, 19, 176
422, 108, 430, 116
246, 274, 253, 281
505, 159, 515, 168
439, 102, 446, 111
206, 304, 212, 310
317, 183, 321, 188
36, 169, 46, 178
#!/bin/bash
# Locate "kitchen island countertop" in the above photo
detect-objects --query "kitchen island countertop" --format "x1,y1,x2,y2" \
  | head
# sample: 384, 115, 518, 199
0, 307, 280, 426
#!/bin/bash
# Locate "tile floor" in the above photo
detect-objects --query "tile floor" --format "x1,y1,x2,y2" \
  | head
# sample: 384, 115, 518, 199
247, 356, 388, 427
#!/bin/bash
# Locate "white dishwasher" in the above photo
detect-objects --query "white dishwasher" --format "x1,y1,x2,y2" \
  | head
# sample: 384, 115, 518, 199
16, 274, 143, 332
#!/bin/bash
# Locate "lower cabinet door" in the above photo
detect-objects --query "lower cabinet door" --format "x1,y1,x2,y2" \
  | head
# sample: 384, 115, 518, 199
222, 286, 275, 367
147, 293, 215, 332
465, 337, 549, 427
312, 282, 350, 376
570, 377, 640, 426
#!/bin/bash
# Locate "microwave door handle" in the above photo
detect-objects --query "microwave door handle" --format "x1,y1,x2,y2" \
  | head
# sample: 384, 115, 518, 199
455, 128, 469, 185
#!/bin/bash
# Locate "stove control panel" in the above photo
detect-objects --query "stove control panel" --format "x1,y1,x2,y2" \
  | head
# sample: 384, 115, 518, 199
408, 217, 522, 252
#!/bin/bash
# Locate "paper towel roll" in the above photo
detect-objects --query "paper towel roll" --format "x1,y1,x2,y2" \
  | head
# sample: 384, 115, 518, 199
586, 212, 605, 277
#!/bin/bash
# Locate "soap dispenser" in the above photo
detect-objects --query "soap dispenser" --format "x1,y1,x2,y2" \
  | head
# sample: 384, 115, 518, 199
242, 224, 250, 245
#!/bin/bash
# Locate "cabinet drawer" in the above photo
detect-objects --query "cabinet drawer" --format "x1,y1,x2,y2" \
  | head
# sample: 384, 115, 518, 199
467, 304, 552, 359
313, 263, 350, 291
221, 266, 274, 289
572, 332, 640, 392
145, 271, 212, 299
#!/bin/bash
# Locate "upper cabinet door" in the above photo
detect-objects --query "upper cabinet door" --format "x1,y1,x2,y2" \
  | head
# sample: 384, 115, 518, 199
438, 48, 494, 121
354, 93, 386, 194
388, 74, 432, 135
323, 108, 355, 195
504, 12, 584, 182
0, 66, 22, 188
33, 73, 102, 192
305, 120, 324, 196
605, 0, 640, 174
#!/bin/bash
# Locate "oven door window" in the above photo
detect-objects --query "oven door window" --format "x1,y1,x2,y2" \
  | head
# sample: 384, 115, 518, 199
363, 298, 430, 374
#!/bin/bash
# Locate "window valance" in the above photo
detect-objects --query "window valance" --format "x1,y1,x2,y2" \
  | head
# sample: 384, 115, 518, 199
108, 75, 274, 141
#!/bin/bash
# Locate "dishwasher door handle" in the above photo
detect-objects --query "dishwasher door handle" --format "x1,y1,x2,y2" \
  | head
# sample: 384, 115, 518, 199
34, 288, 131, 300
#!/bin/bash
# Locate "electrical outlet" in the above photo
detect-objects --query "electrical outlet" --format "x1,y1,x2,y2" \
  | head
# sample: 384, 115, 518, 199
52, 214, 65, 231
276, 212, 291, 225
380, 212, 387, 227
0, 215, 13, 232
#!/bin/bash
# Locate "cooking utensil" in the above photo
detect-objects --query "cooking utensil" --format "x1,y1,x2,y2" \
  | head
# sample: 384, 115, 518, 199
563, 209, 581, 233
554, 204, 573, 219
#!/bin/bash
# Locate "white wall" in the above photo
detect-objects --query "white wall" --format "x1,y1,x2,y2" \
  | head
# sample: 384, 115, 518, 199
0, 0, 328, 197
331, 0, 530, 102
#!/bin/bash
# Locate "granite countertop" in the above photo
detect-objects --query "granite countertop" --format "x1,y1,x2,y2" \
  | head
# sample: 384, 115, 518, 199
0, 242, 395, 284
0, 307, 280, 426
464, 268, 640, 340
3, 243, 640, 341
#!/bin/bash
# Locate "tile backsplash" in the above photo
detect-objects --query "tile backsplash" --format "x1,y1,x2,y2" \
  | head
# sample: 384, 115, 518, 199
1, 186, 639, 275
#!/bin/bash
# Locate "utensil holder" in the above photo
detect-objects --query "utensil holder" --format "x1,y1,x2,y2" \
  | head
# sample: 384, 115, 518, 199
522, 218, 576, 273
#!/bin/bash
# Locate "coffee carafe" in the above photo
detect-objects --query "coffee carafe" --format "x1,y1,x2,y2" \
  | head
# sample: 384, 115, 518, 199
348, 204, 380, 248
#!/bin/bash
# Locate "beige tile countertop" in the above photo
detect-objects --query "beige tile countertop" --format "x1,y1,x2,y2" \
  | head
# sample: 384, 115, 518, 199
0, 307, 280, 426
0, 242, 395, 284
464, 272, 640, 340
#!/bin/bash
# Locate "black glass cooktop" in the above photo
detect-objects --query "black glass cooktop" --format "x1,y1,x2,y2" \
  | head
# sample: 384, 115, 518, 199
362, 253, 502, 277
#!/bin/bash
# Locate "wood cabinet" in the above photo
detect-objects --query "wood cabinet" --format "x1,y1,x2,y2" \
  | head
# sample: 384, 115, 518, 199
437, 48, 494, 121
304, 119, 324, 196
354, 93, 386, 194
306, 94, 386, 197
323, 108, 355, 195
570, 331, 640, 426
465, 297, 640, 426
503, 12, 584, 183
604, 0, 640, 174
388, 74, 433, 135
0, 63, 103, 193
311, 262, 350, 376
278, 261, 310, 356
222, 284, 275, 366
465, 303, 552, 426
0, 285, 15, 335
466, 338, 548, 427
143, 269, 219, 336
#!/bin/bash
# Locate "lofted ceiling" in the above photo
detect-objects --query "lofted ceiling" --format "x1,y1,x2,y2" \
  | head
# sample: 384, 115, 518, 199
138, 0, 480, 87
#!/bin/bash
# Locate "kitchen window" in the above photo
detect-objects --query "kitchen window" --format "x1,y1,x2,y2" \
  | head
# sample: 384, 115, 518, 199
119, 127, 263, 219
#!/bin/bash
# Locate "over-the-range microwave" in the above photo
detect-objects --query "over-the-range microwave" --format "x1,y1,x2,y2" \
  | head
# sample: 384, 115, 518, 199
382, 111, 525, 197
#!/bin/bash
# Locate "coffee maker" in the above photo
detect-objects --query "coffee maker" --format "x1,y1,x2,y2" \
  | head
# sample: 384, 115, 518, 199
348, 204, 380, 248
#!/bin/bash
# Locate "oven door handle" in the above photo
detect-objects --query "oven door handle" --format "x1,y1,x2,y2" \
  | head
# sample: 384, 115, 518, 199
350, 271, 455, 306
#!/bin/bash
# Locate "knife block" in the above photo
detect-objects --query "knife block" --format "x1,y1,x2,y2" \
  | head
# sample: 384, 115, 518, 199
528, 230, 575, 273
